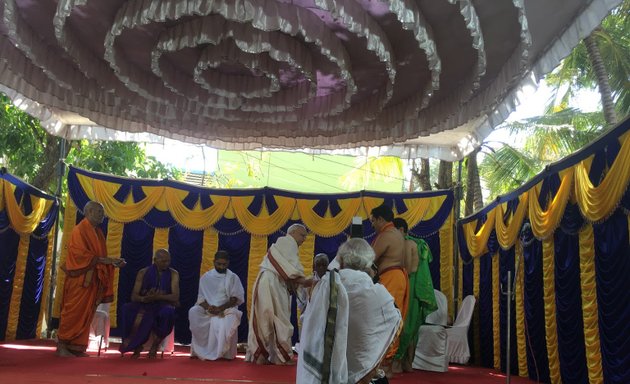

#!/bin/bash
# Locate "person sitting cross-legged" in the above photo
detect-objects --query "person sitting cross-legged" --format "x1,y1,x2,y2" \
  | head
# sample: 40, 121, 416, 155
189, 250, 245, 360
119, 249, 180, 358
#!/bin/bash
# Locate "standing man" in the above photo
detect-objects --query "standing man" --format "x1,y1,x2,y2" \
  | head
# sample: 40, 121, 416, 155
369, 204, 409, 375
392, 217, 437, 372
56, 201, 126, 357
246, 224, 312, 365
119, 249, 180, 358
189, 250, 245, 360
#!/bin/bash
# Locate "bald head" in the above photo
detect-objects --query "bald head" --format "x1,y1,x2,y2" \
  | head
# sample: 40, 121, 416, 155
84, 201, 105, 226
153, 249, 171, 271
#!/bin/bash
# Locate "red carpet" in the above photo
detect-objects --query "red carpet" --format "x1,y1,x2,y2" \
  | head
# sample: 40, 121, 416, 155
0, 340, 537, 383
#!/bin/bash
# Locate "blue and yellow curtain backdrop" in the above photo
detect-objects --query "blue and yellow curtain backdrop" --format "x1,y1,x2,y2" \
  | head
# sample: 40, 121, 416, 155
458, 116, 630, 384
52, 166, 455, 344
0, 172, 58, 341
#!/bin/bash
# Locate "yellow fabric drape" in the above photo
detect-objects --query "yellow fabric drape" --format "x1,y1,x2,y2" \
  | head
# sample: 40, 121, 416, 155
38, 225, 56, 336
247, 236, 268, 309
232, 196, 296, 236
574, 132, 630, 222
463, 208, 497, 257
440, 211, 454, 320
200, 229, 219, 277
296, 197, 361, 237
53, 196, 76, 319
2, 181, 51, 234
165, 189, 229, 230
542, 238, 561, 384
299, 234, 316, 275
515, 244, 529, 377
6, 235, 30, 340
495, 194, 528, 250
397, 197, 434, 228
473, 256, 481, 365
492, 253, 500, 370
361, 197, 384, 218
579, 225, 603, 384
106, 221, 124, 328
153, 228, 170, 253
528, 169, 573, 239
91, 178, 164, 223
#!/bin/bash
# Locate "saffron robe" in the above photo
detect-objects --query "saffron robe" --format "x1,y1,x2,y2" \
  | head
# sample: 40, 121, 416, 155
57, 218, 114, 351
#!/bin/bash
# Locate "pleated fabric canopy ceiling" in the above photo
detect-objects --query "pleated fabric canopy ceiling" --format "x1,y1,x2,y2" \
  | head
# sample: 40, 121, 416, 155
0, 0, 622, 160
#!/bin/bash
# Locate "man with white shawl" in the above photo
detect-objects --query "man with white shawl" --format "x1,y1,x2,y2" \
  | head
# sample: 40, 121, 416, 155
297, 238, 402, 384
246, 224, 311, 365
189, 250, 245, 360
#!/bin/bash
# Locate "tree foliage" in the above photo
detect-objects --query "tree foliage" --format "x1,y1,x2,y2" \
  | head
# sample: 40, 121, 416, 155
0, 93, 182, 194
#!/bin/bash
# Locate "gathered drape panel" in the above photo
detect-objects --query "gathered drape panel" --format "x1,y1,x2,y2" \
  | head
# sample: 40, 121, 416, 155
499, 248, 518, 375
478, 252, 494, 368
593, 212, 630, 384
458, 118, 630, 380
553, 230, 588, 383
0, 173, 58, 341
523, 238, 551, 383
48, 166, 455, 344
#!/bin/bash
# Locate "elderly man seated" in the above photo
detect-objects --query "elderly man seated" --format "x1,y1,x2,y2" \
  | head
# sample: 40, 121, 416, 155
297, 238, 401, 384
119, 249, 180, 358
189, 250, 245, 360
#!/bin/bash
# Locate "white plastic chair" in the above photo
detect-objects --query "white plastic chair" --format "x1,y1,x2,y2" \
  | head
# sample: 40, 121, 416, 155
89, 303, 110, 356
446, 295, 476, 364
412, 289, 449, 372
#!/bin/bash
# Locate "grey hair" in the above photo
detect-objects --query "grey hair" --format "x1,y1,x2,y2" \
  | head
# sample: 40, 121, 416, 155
287, 223, 307, 234
337, 238, 375, 270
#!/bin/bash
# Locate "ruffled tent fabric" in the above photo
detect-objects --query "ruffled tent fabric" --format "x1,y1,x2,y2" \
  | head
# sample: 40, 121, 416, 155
0, 0, 623, 160
457, 115, 630, 383
0, 172, 58, 341
51, 166, 454, 344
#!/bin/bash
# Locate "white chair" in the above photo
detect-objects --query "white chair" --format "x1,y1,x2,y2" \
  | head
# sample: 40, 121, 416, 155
89, 303, 111, 356
446, 295, 476, 364
412, 289, 449, 372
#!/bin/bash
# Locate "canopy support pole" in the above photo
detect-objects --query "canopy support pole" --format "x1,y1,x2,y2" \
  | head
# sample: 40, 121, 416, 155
453, 159, 463, 314
46, 135, 67, 338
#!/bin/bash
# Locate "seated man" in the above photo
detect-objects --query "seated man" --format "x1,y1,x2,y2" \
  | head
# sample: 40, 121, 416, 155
189, 250, 245, 360
119, 248, 180, 358
297, 238, 401, 384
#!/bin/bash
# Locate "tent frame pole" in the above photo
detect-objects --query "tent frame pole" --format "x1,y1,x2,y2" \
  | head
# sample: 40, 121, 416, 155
46, 136, 66, 338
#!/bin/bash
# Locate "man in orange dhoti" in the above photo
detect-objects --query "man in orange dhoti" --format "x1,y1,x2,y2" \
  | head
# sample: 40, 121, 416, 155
370, 203, 409, 376
56, 201, 126, 357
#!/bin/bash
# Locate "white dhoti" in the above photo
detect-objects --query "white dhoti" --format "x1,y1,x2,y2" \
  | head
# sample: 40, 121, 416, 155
189, 269, 244, 360
246, 236, 305, 365
297, 269, 401, 384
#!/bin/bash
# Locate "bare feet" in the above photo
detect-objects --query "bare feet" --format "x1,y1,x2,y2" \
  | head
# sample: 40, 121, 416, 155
131, 346, 143, 359
255, 355, 271, 365
56, 343, 76, 358
282, 359, 297, 366
147, 345, 158, 359
392, 359, 403, 374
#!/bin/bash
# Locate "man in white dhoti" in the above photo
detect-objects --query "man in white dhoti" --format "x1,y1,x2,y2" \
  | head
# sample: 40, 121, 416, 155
246, 224, 311, 365
189, 250, 245, 360
297, 238, 402, 384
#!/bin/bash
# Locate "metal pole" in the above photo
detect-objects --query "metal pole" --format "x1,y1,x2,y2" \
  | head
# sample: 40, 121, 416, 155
46, 136, 66, 338
504, 271, 513, 384
453, 160, 463, 313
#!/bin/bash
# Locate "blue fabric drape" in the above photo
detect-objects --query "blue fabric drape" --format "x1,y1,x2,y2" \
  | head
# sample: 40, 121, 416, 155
479, 252, 494, 368
553, 229, 588, 383
16, 237, 48, 339
593, 211, 630, 384
0, 229, 20, 341
499, 247, 518, 375
522, 238, 550, 383
215, 217, 252, 343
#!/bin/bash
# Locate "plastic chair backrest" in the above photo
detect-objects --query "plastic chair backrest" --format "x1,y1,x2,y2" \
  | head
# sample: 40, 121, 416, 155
425, 289, 448, 326
453, 295, 476, 328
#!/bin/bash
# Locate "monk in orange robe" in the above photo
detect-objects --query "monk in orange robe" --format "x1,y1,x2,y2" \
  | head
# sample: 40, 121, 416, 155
56, 201, 126, 357
370, 203, 409, 377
